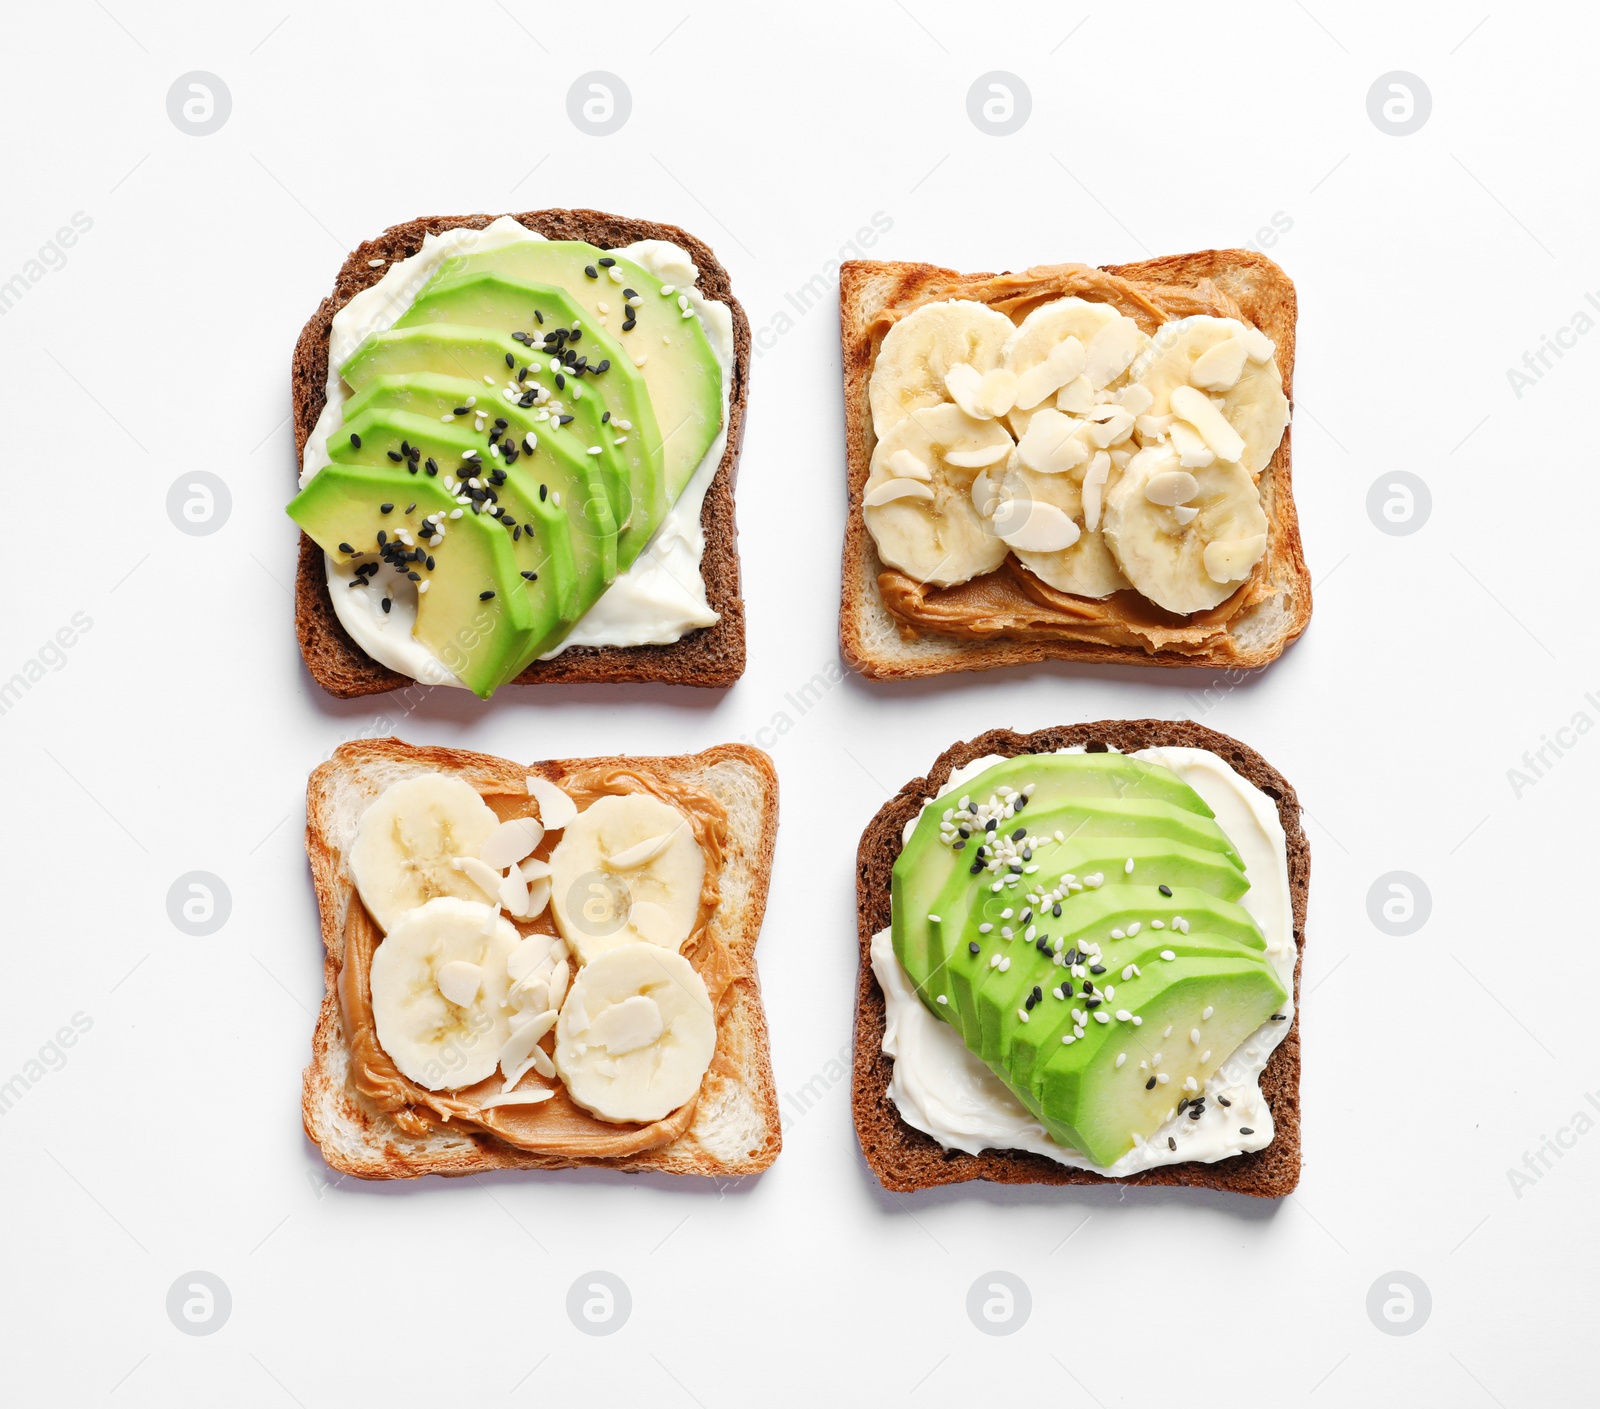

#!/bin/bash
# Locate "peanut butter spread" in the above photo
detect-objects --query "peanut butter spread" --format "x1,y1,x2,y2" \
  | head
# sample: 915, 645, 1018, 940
866, 263, 1280, 655
339, 764, 734, 1159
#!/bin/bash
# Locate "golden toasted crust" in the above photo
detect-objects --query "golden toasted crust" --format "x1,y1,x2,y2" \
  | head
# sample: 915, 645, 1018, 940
838, 251, 1310, 679
851, 720, 1307, 1198
301, 738, 781, 1180
291, 209, 750, 698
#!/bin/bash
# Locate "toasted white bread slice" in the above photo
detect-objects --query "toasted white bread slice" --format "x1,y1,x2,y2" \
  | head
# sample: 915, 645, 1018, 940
302, 738, 780, 1179
838, 251, 1310, 679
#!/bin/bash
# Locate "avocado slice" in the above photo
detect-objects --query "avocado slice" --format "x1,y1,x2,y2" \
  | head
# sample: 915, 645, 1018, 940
887, 750, 1288, 1167
388, 278, 670, 565
328, 408, 580, 667
287, 464, 533, 698
426, 242, 723, 501
342, 372, 622, 585
1030, 960, 1287, 1166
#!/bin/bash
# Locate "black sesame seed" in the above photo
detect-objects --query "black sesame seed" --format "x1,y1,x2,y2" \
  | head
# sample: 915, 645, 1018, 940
1168, 1137, 1177, 1151
379, 503, 393, 513
386, 450, 402, 462
1025, 995, 1036, 1011
598, 256, 615, 267
985, 819, 997, 832
453, 406, 470, 416
1239, 1127, 1254, 1136
338, 542, 354, 554
569, 330, 582, 344
1085, 998, 1101, 1010
1062, 981, 1073, 997
407, 571, 420, 582
968, 941, 980, 956
349, 433, 362, 449
534, 310, 543, 325
1271, 1014, 1288, 1021
539, 484, 548, 501
1189, 1107, 1203, 1121
601, 410, 611, 423
1012, 828, 1026, 842
953, 840, 966, 851
1090, 964, 1106, 975
1177, 1098, 1190, 1113
1158, 884, 1173, 897
584, 264, 598, 279
1035, 938, 1050, 954
623, 287, 637, 299
381, 597, 391, 614
558, 415, 574, 425
1082, 979, 1095, 992
405, 503, 415, 514
1146, 1077, 1157, 1090
555, 374, 565, 390
1031, 986, 1042, 1000
479, 590, 495, 601
595, 358, 610, 373
425, 457, 438, 476
1218, 1095, 1231, 1107
969, 862, 984, 875
1052, 903, 1062, 917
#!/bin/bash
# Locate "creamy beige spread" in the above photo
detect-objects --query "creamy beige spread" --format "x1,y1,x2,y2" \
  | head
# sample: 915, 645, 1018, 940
863, 264, 1280, 654
339, 765, 734, 1158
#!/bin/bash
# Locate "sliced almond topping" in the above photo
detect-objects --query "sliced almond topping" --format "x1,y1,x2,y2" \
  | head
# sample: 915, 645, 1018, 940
1169, 386, 1245, 462
499, 865, 531, 918
531, 1046, 556, 1079
943, 442, 1011, 469
506, 932, 554, 984
1082, 451, 1112, 533
864, 478, 934, 508
1013, 335, 1087, 410
522, 874, 552, 922
1085, 409, 1135, 448
970, 469, 1003, 518
437, 960, 484, 1007
608, 825, 685, 871
994, 498, 1082, 554
1203, 534, 1267, 584
1143, 469, 1201, 507
1085, 318, 1142, 389
1238, 325, 1275, 363
519, 857, 552, 883
1189, 337, 1248, 392
1173, 504, 1200, 526
1117, 382, 1155, 417
943, 362, 986, 417
526, 776, 578, 831
1017, 409, 1089, 474
976, 368, 1018, 417
452, 856, 504, 903
886, 448, 933, 480
1054, 375, 1095, 414
547, 958, 571, 1010
1168, 420, 1216, 468
481, 817, 545, 869
1136, 412, 1175, 439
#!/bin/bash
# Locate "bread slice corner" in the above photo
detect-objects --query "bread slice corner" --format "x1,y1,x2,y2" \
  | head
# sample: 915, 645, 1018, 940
837, 251, 1310, 681
851, 720, 1306, 1198
301, 737, 781, 1180
290, 209, 751, 699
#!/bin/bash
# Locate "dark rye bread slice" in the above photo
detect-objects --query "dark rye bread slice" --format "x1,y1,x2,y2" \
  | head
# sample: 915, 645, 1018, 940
838, 250, 1310, 680
291, 209, 750, 698
852, 720, 1308, 1198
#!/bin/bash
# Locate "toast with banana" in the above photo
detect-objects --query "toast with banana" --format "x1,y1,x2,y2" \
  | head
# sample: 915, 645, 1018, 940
838, 251, 1309, 679
301, 738, 780, 1179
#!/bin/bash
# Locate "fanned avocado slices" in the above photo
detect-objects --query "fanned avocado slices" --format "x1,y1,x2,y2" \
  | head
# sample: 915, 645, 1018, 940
892, 751, 1287, 1167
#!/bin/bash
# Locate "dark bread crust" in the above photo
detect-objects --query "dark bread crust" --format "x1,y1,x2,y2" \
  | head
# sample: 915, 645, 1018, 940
290, 209, 750, 698
852, 720, 1307, 1198
837, 250, 1310, 679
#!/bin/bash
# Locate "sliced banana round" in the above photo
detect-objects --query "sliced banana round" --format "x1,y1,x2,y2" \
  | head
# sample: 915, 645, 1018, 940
1101, 443, 1269, 614
369, 896, 520, 1090
554, 941, 717, 1125
1128, 315, 1288, 475
549, 793, 705, 963
868, 299, 1015, 436
990, 454, 1131, 599
863, 403, 1013, 587
1003, 298, 1149, 439
349, 773, 500, 933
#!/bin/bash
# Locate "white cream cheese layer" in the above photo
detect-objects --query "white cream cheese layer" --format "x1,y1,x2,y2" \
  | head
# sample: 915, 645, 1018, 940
301, 216, 734, 687
872, 745, 1295, 1175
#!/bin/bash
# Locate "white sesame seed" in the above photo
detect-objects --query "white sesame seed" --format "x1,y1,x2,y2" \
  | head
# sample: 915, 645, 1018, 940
1000, 908, 1013, 919
1128, 922, 1141, 936
1116, 1009, 1132, 1021
927, 914, 941, 923
1111, 928, 1125, 940
1062, 1034, 1074, 1044
661, 284, 675, 295
587, 446, 602, 455
1000, 927, 1013, 939
483, 375, 495, 385
449, 508, 463, 518
1160, 950, 1176, 961
1151, 919, 1164, 929
1025, 925, 1037, 942
1164, 1025, 1173, 1038
1190, 1029, 1201, 1045
1018, 1009, 1030, 1023
1125, 857, 1135, 874
936, 995, 948, 1005
1202, 1005, 1214, 1020
440, 413, 453, 422
1157, 1073, 1169, 1084
1201, 1050, 1211, 1061
999, 957, 1011, 972
990, 955, 1002, 969
978, 923, 993, 934
1094, 1011, 1110, 1024
1132, 1016, 1143, 1026
1122, 966, 1135, 981
415, 579, 430, 594
1183, 1076, 1198, 1092
1115, 1053, 1126, 1067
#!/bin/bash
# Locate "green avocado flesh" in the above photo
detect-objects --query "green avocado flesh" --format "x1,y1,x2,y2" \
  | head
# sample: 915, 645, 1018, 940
892, 752, 1287, 1168
285, 240, 724, 697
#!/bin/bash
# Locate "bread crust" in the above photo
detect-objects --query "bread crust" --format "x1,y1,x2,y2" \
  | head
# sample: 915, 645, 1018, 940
302, 738, 781, 1180
837, 251, 1310, 679
852, 720, 1307, 1197
291, 209, 751, 698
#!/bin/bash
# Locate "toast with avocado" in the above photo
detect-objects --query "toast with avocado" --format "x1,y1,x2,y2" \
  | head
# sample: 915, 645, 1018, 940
289, 209, 750, 699
302, 737, 781, 1180
838, 250, 1310, 680
852, 720, 1307, 1197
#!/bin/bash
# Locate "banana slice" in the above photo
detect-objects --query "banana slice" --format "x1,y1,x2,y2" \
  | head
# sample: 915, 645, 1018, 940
369, 897, 520, 1090
350, 774, 500, 933
1101, 443, 1269, 614
869, 299, 1016, 436
549, 793, 705, 963
1129, 315, 1288, 476
553, 942, 717, 1125
863, 403, 1013, 587
989, 453, 1130, 599
1003, 298, 1149, 439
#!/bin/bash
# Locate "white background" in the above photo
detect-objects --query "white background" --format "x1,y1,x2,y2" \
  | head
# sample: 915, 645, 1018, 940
1, 1, 1593, 1403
